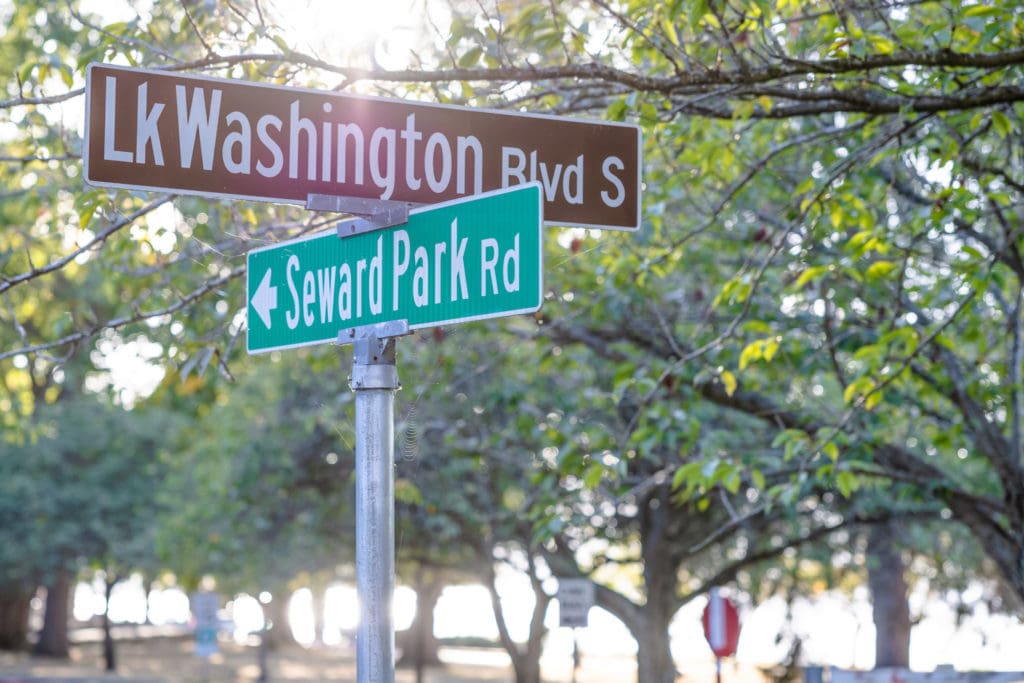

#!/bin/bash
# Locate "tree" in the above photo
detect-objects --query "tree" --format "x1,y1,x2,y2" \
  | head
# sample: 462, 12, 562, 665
393, 319, 858, 683
389, 325, 558, 683
156, 349, 360, 649
0, 394, 176, 661
526, 0, 1024, 609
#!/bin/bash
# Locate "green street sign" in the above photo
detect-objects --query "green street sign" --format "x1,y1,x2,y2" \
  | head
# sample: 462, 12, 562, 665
246, 184, 543, 354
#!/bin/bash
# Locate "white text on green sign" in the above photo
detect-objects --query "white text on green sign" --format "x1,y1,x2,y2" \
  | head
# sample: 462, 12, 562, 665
246, 184, 543, 354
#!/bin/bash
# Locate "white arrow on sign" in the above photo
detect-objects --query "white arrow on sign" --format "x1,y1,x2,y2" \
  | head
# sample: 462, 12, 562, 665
250, 268, 277, 329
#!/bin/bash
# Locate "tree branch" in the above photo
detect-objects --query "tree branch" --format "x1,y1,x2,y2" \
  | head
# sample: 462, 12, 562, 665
0, 265, 243, 362
0, 195, 175, 296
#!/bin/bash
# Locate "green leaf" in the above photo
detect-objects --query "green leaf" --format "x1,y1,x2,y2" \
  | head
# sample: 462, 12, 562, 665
742, 320, 773, 335
583, 464, 603, 489
639, 102, 659, 124
868, 34, 896, 54
721, 370, 737, 396
395, 479, 423, 505
823, 442, 839, 462
458, 47, 483, 68
672, 466, 688, 491
992, 111, 1014, 139
866, 260, 897, 280
739, 341, 762, 370
960, 245, 984, 259
271, 34, 290, 52
701, 457, 721, 479
794, 177, 815, 195
795, 265, 829, 289
964, 5, 1000, 18
847, 230, 873, 251
843, 377, 876, 405
771, 429, 806, 449
607, 98, 628, 122
836, 470, 858, 498
18, 61, 36, 83
865, 390, 882, 411
78, 202, 98, 229
672, 461, 703, 492
829, 204, 843, 229
733, 99, 755, 120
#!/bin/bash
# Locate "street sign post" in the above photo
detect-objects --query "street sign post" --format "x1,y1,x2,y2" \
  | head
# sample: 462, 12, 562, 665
84, 63, 641, 230
702, 588, 741, 683
245, 183, 543, 354
351, 324, 401, 683
558, 578, 594, 683
558, 578, 595, 628
250, 183, 543, 683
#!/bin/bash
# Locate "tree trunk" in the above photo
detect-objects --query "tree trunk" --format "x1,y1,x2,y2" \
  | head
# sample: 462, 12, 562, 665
34, 570, 71, 658
0, 585, 33, 651
260, 589, 298, 651
868, 521, 910, 668
634, 571, 677, 683
636, 487, 678, 683
143, 577, 154, 625
311, 585, 327, 646
397, 569, 444, 673
512, 652, 542, 683
485, 552, 550, 683
520, 557, 551, 683
102, 575, 118, 671
636, 619, 676, 683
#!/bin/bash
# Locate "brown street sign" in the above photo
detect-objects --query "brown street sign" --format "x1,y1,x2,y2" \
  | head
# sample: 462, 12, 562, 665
84, 63, 642, 231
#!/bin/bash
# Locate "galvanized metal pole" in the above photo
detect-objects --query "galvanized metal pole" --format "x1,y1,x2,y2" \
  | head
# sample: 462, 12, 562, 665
313, 191, 409, 683
350, 330, 400, 683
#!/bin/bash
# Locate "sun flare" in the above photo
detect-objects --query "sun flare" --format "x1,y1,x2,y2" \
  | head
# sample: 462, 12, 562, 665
269, 0, 442, 71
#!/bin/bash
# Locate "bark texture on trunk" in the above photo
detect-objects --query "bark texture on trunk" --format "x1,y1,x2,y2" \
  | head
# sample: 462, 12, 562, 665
636, 620, 676, 683
868, 521, 910, 668
0, 586, 33, 651
102, 577, 117, 671
636, 485, 679, 683
260, 590, 298, 651
311, 585, 327, 646
486, 553, 550, 683
397, 569, 444, 675
587, 483, 681, 683
34, 571, 71, 659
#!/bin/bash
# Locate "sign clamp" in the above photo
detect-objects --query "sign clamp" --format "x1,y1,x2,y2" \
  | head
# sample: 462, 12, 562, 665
306, 193, 410, 237
339, 319, 411, 350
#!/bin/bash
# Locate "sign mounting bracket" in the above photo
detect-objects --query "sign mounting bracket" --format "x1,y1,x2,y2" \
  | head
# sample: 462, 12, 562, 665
306, 194, 410, 237
338, 319, 411, 350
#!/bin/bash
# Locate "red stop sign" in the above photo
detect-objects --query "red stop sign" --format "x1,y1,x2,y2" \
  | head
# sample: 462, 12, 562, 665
701, 589, 740, 658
